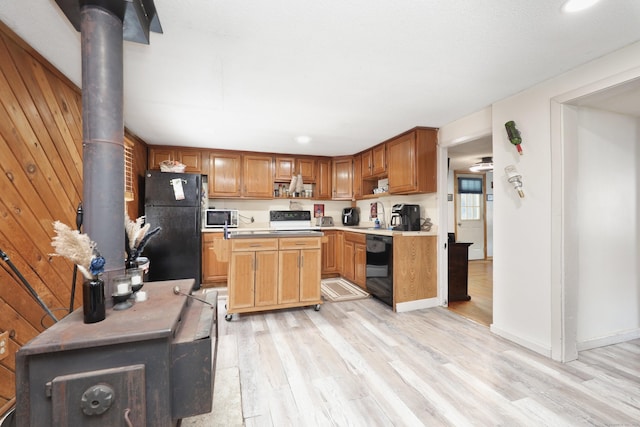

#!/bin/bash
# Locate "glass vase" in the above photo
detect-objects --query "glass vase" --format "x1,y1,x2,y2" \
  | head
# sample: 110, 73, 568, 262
83, 277, 106, 323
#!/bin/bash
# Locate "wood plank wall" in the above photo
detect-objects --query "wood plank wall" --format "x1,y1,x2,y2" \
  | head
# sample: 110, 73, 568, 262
0, 21, 148, 415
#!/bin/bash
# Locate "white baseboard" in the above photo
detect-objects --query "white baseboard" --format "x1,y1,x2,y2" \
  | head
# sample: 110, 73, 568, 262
577, 328, 640, 351
490, 324, 552, 358
395, 297, 440, 313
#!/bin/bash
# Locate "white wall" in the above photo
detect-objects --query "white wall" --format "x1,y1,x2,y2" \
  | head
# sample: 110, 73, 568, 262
576, 108, 640, 348
439, 40, 640, 358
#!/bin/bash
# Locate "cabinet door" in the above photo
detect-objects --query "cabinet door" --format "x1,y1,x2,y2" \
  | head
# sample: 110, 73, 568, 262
371, 144, 386, 176
387, 133, 417, 194
300, 249, 321, 302
278, 250, 301, 304
243, 155, 273, 198
387, 128, 437, 194
353, 154, 362, 200
178, 150, 203, 173
332, 157, 353, 200
148, 148, 175, 170
202, 234, 228, 283
209, 152, 242, 198
361, 150, 373, 178
354, 243, 367, 289
316, 158, 332, 199
228, 252, 255, 309
254, 251, 279, 306
342, 240, 355, 282
298, 158, 316, 183
274, 157, 295, 181
321, 231, 338, 274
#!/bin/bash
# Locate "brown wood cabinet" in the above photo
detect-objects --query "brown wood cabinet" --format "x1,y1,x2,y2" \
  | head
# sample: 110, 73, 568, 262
208, 151, 242, 198
208, 152, 273, 198
362, 143, 386, 178
228, 239, 279, 311
148, 147, 204, 173
342, 232, 366, 289
202, 233, 228, 284
278, 237, 322, 304
332, 156, 353, 200
321, 230, 341, 275
242, 154, 274, 198
274, 156, 317, 183
316, 158, 332, 199
353, 154, 363, 200
226, 236, 322, 318
387, 127, 437, 194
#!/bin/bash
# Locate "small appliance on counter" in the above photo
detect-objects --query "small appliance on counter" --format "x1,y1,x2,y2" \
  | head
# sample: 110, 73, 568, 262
315, 216, 334, 227
342, 207, 360, 226
204, 208, 239, 228
390, 204, 421, 231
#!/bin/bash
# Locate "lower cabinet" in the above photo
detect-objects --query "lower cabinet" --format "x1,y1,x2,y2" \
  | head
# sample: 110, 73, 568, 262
342, 232, 366, 289
279, 238, 321, 304
321, 230, 341, 275
202, 233, 228, 285
226, 237, 322, 319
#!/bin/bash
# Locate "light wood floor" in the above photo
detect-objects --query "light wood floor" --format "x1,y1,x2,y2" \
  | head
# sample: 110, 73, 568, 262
183, 293, 640, 426
448, 260, 493, 326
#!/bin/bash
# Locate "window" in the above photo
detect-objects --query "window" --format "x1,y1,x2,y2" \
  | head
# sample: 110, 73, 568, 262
124, 139, 134, 202
460, 193, 481, 220
458, 177, 482, 220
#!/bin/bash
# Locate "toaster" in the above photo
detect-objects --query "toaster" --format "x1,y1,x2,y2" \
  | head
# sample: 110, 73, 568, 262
316, 216, 334, 227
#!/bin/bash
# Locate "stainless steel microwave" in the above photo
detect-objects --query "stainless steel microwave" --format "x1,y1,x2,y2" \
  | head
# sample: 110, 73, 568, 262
204, 209, 239, 228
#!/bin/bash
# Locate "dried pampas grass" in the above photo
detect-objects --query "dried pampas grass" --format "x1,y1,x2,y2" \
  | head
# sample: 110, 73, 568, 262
51, 221, 96, 279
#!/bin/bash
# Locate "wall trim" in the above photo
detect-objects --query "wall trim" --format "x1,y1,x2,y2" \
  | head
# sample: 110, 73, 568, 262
490, 325, 552, 358
395, 297, 439, 313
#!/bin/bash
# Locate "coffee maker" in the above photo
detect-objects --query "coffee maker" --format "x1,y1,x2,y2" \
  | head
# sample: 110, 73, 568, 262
390, 204, 421, 231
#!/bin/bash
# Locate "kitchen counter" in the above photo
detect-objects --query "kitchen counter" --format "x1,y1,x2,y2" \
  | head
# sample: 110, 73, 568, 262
203, 226, 436, 238
228, 230, 324, 239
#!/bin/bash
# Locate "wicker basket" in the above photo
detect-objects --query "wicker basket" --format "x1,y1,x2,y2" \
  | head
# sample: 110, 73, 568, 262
159, 160, 186, 173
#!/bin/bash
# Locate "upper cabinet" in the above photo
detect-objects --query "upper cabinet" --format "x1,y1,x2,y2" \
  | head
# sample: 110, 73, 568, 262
274, 156, 316, 183
387, 127, 437, 194
243, 154, 274, 198
332, 157, 353, 200
209, 152, 273, 198
315, 158, 332, 200
148, 125, 437, 200
362, 143, 386, 178
148, 147, 204, 173
208, 152, 242, 198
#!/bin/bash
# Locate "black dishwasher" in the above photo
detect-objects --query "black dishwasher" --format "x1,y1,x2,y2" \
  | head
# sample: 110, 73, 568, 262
366, 234, 393, 306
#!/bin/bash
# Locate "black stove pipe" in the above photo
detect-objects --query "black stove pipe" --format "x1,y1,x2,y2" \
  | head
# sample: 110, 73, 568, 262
80, 4, 126, 290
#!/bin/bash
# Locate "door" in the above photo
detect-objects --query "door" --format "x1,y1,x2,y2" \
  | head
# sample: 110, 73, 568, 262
455, 173, 486, 260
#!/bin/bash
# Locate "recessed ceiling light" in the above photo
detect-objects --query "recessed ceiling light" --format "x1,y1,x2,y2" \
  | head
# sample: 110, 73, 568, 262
295, 135, 312, 144
562, 0, 600, 13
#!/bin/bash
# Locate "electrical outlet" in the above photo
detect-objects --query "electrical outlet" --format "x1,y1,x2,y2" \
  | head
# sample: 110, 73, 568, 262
0, 331, 8, 361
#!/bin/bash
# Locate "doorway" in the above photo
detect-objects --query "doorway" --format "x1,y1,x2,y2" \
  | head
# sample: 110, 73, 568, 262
552, 75, 640, 361
445, 136, 494, 326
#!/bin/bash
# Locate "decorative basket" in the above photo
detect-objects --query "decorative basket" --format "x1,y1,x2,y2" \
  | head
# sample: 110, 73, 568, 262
159, 160, 186, 173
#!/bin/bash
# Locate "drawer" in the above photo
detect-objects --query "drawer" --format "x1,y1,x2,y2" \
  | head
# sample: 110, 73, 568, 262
231, 238, 279, 251
343, 232, 366, 245
279, 237, 321, 250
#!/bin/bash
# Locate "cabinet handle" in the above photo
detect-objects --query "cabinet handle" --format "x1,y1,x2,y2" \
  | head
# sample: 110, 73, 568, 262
300, 255, 304, 268
295, 242, 306, 246
255, 257, 258, 270
249, 244, 261, 247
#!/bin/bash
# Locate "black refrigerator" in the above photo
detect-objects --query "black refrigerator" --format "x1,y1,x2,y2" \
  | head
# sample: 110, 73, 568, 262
144, 170, 202, 290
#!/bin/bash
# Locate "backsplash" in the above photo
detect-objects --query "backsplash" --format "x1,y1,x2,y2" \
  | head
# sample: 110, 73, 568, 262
205, 193, 438, 229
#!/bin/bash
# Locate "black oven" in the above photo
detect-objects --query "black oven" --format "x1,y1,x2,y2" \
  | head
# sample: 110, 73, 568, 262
366, 234, 393, 306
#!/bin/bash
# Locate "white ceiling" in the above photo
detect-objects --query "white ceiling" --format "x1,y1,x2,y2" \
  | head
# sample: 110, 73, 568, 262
1, 1, 640, 158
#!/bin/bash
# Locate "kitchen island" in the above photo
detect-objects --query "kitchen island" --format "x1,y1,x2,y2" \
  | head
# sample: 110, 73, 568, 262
218, 231, 324, 320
